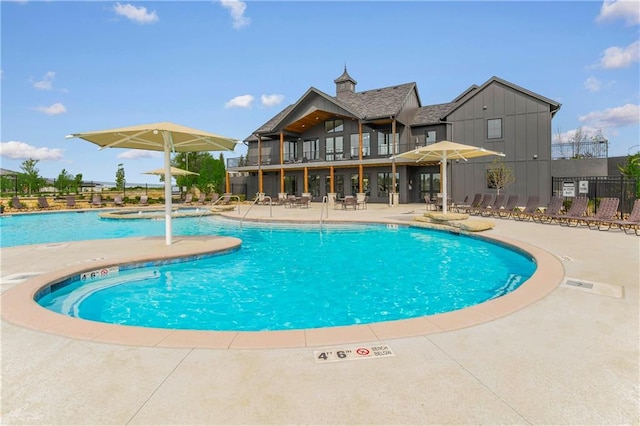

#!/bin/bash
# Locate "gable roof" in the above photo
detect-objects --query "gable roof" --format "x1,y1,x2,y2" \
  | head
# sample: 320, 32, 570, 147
337, 82, 418, 120
411, 102, 455, 126
441, 76, 561, 119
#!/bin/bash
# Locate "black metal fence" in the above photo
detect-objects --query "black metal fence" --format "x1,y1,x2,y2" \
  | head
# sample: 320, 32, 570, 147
552, 176, 637, 215
551, 139, 609, 159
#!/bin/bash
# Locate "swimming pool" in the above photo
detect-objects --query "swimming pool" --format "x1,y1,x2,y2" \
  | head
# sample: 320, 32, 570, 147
35, 219, 536, 331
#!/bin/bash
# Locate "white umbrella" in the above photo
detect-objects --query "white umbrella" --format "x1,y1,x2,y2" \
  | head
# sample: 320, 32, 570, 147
67, 122, 238, 245
143, 166, 199, 176
391, 140, 505, 214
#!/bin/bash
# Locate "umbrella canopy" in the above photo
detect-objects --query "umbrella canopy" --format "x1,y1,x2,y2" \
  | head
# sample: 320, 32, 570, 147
392, 140, 505, 214
143, 166, 199, 176
67, 121, 238, 245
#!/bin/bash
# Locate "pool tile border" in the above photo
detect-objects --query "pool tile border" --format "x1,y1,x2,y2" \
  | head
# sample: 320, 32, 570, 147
0, 228, 564, 350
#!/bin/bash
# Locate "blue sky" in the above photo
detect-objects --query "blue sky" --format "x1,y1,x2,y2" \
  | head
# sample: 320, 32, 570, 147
1, 0, 639, 184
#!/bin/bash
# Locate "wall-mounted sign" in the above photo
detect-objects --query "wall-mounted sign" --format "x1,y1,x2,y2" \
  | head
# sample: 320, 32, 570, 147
562, 181, 576, 197
579, 180, 589, 194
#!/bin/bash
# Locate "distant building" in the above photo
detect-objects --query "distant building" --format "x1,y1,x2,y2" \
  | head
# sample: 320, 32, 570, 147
229, 68, 562, 204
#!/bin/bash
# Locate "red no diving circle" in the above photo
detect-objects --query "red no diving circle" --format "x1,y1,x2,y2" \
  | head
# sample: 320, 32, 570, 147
356, 348, 370, 356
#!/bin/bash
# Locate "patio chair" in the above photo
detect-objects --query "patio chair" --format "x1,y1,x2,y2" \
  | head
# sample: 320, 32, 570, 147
139, 195, 149, 206
357, 195, 369, 210
532, 196, 564, 223
462, 194, 482, 214
296, 196, 311, 208
220, 194, 232, 205
603, 198, 640, 235
342, 196, 357, 210
470, 194, 493, 215
478, 194, 505, 217
113, 195, 125, 207
66, 195, 77, 209
11, 196, 28, 210
196, 193, 207, 204
451, 195, 469, 213
496, 195, 519, 218
183, 193, 193, 204
91, 194, 105, 207
424, 195, 436, 211
582, 197, 619, 230
514, 195, 541, 221
37, 196, 54, 210
210, 193, 220, 204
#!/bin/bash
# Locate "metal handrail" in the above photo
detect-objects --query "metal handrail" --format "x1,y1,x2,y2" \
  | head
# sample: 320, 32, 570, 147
199, 194, 242, 222
319, 195, 328, 230
240, 195, 272, 229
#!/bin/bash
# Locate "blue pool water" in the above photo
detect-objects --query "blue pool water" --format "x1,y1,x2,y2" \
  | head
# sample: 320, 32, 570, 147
31, 214, 537, 331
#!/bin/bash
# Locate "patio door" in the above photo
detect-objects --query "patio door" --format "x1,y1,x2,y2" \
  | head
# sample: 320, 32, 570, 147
420, 172, 440, 201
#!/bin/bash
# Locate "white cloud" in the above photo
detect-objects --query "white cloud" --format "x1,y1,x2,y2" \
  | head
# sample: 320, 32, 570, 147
33, 102, 67, 115
225, 94, 254, 109
0, 141, 63, 161
260, 94, 284, 107
579, 103, 640, 128
596, 0, 640, 25
598, 40, 640, 68
220, 0, 250, 29
32, 71, 55, 90
116, 150, 160, 160
114, 3, 158, 24
584, 77, 602, 92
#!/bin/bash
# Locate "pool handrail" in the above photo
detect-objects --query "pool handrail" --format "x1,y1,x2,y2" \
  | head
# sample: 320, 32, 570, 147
240, 195, 272, 228
320, 195, 328, 230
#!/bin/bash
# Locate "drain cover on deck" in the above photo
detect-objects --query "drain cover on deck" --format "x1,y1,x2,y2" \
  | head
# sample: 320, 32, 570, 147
562, 278, 624, 298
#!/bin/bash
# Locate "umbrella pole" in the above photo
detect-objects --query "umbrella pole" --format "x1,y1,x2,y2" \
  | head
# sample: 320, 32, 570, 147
162, 132, 173, 245
442, 151, 448, 215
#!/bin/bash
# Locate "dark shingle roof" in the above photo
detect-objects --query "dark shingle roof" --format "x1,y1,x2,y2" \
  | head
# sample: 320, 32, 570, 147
338, 82, 417, 119
411, 102, 456, 126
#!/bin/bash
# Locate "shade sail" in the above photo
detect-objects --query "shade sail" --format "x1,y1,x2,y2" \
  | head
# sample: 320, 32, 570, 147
143, 166, 199, 176
67, 122, 238, 245
391, 140, 505, 214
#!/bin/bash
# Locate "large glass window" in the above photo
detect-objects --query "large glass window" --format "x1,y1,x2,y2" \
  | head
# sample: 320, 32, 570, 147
324, 174, 344, 197
350, 133, 370, 158
377, 132, 399, 155
283, 141, 297, 163
303, 138, 319, 160
425, 130, 436, 144
309, 175, 320, 197
377, 172, 399, 197
488, 118, 502, 139
284, 176, 298, 195
350, 173, 370, 195
420, 172, 440, 200
326, 136, 344, 161
325, 119, 344, 133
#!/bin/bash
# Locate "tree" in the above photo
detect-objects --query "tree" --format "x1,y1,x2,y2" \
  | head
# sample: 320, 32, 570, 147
486, 159, 515, 194
73, 174, 83, 194
19, 159, 45, 195
618, 153, 640, 197
115, 163, 125, 191
55, 169, 74, 194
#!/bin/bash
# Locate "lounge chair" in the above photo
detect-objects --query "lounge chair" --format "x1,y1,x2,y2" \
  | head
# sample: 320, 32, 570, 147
220, 194, 232, 205
514, 195, 541, 221
497, 195, 519, 218
478, 194, 505, 217
557, 196, 589, 226
113, 195, 125, 207
452, 195, 469, 213
66, 195, 77, 209
470, 194, 493, 215
603, 198, 640, 235
582, 197, 620, 230
210, 193, 220, 204
91, 194, 105, 207
11, 196, 28, 210
139, 195, 149, 206
462, 194, 482, 214
196, 193, 207, 204
532, 196, 564, 223
183, 193, 193, 204
37, 196, 54, 210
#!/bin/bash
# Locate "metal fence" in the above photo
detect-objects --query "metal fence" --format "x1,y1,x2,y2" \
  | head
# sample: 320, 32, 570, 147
551, 139, 609, 159
552, 176, 637, 215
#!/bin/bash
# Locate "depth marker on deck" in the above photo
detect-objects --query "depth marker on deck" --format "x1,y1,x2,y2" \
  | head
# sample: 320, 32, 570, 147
314, 344, 395, 363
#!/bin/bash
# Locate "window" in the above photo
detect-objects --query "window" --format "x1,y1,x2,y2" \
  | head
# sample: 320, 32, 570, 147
377, 172, 399, 197
350, 173, 369, 195
309, 175, 320, 197
283, 141, 297, 162
303, 138, 319, 160
326, 136, 344, 161
350, 133, 370, 158
377, 131, 399, 155
425, 130, 436, 144
325, 119, 344, 133
487, 118, 502, 139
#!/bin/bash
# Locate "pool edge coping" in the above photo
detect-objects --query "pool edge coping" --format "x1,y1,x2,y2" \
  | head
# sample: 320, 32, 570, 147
0, 223, 565, 350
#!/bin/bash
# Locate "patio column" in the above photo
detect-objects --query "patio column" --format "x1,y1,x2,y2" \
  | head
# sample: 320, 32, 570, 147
328, 165, 336, 207
358, 122, 364, 193
280, 132, 285, 195
257, 134, 263, 194
390, 117, 398, 206
225, 172, 230, 193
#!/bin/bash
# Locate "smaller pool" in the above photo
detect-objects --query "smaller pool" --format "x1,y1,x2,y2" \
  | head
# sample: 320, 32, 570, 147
99, 207, 215, 220
37, 222, 537, 332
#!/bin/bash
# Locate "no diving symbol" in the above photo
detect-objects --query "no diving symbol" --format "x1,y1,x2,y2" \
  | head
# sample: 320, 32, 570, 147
356, 348, 369, 356
100, 269, 109, 277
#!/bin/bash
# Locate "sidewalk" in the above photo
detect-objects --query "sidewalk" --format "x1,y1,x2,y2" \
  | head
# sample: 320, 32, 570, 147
1, 203, 638, 424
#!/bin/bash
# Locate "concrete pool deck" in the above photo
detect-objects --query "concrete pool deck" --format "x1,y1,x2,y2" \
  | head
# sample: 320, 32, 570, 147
1, 202, 638, 424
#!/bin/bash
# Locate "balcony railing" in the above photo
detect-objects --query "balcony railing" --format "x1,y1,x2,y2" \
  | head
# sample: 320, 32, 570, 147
552, 138, 609, 160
